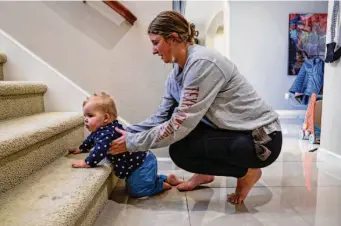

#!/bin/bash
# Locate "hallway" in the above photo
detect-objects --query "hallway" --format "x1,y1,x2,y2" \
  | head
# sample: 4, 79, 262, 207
94, 119, 341, 226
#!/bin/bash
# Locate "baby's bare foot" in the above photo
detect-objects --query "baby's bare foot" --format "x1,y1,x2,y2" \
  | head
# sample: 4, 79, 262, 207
166, 174, 184, 186
163, 182, 172, 191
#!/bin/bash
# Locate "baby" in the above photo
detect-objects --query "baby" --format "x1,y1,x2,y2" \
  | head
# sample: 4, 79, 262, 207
69, 92, 182, 197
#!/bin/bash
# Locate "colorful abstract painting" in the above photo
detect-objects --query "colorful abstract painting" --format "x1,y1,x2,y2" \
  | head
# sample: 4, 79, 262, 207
288, 13, 327, 75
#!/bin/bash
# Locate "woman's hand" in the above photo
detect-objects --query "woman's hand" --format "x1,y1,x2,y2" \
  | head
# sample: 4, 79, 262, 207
108, 128, 128, 155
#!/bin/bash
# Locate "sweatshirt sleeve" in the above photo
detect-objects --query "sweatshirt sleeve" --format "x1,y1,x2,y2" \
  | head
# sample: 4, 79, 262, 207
125, 75, 177, 133
125, 59, 226, 152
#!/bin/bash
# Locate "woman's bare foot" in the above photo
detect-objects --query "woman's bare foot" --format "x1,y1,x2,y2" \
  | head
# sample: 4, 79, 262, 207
228, 168, 262, 204
176, 174, 214, 191
166, 174, 184, 186
163, 182, 172, 191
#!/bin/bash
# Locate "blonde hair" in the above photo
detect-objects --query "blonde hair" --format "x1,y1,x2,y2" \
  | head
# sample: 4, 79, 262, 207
83, 92, 118, 119
148, 11, 199, 44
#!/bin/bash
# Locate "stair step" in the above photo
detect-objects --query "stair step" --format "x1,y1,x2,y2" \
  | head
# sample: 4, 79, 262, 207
0, 81, 47, 95
0, 112, 84, 193
0, 112, 83, 160
0, 155, 113, 226
0, 81, 47, 120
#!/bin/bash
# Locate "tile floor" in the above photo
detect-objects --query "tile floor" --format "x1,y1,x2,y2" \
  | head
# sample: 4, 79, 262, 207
94, 119, 341, 226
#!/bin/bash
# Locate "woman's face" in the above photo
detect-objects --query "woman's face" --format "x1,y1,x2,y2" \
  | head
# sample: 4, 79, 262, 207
149, 34, 173, 63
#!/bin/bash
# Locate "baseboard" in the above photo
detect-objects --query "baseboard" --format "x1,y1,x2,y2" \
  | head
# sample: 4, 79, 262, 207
157, 157, 172, 162
317, 147, 341, 165
317, 148, 341, 181
276, 110, 306, 119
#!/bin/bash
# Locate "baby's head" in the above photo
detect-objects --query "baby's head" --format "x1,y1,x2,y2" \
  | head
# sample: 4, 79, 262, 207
82, 92, 117, 132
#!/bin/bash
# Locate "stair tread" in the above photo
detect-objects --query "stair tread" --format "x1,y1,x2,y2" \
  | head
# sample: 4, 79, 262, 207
0, 155, 112, 226
0, 81, 47, 95
0, 112, 83, 160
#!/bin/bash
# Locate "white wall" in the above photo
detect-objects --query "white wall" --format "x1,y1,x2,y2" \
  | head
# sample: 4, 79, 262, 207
0, 28, 87, 113
224, 1, 231, 59
205, 10, 225, 51
320, 2, 341, 157
229, 1, 328, 110
0, 1, 172, 124
185, 1, 225, 48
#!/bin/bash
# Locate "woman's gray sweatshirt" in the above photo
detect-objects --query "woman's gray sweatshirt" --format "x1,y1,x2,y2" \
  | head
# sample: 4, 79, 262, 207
125, 44, 280, 152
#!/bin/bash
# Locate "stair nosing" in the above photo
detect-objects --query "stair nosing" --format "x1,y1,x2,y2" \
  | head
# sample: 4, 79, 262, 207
0, 112, 83, 160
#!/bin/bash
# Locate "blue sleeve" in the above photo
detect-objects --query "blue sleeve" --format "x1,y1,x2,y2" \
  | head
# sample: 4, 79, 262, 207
84, 131, 114, 167
79, 133, 95, 153
289, 62, 307, 94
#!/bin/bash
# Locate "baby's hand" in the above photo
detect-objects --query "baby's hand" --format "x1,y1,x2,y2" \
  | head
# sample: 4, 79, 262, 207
72, 160, 90, 168
69, 148, 81, 154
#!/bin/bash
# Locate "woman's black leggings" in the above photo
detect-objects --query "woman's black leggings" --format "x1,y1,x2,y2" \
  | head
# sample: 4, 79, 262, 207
169, 122, 282, 178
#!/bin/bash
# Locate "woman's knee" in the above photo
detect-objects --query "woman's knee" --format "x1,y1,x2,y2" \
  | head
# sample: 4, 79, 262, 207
230, 135, 255, 155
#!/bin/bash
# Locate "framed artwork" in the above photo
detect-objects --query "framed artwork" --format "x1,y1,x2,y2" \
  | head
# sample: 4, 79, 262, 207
288, 13, 327, 75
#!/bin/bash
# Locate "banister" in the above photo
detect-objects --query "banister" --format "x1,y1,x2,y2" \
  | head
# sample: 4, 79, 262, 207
103, 1, 137, 25
84, 1, 137, 25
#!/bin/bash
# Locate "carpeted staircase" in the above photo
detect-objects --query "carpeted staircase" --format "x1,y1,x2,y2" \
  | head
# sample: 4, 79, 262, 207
0, 53, 117, 226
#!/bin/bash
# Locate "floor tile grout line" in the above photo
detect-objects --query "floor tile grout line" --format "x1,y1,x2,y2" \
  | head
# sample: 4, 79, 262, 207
261, 182, 316, 226
182, 173, 192, 226
184, 191, 192, 226
287, 204, 314, 226
272, 191, 315, 226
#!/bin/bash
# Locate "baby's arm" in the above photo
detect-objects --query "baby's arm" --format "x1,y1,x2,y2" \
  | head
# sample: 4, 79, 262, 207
69, 133, 95, 154
72, 131, 113, 168
71, 133, 95, 168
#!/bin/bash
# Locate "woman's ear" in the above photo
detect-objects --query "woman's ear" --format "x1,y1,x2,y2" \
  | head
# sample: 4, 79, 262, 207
167, 32, 181, 43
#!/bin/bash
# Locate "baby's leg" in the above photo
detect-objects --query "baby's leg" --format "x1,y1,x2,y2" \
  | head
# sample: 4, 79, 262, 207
155, 174, 169, 192
165, 174, 183, 186
126, 153, 172, 197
